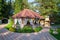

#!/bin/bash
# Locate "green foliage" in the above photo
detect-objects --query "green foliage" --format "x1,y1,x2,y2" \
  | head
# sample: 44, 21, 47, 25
32, 0, 60, 23
34, 0, 58, 15
51, 33, 60, 40
21, 25, 34, 33
5, 18, 14, 29
57, 28, 60, 33
14, 0, 23, 14
50, 28, 60, 40
49, 28, 53, 34
0, 0, 2, 19
0, 0, 13, 19
15, 25, 34, 33
6, 24, 42, 33
16, 29, 21, 33
50, 28, 60, 34
9, 27, 16, 32
34, 27, 42, 32
14, 0, 29, 14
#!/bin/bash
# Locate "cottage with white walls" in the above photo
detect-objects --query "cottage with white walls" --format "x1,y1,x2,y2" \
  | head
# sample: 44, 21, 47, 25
12, 9, 50, 29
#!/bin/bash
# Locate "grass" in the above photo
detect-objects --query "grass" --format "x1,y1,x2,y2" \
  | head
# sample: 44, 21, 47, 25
49, 28, 60, 40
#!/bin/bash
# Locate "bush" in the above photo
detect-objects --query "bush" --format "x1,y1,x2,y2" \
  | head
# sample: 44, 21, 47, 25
21, 25, 34, 33
15, 25, 42, 33
49, 28, 53, 34
15, 29, 21, 33
6, 21, 42, 33
57, 28, 60, 33
5, 18, 14, 30
34, 27, 42, 32
9, 27, 16, 32
50, 28, 60, 40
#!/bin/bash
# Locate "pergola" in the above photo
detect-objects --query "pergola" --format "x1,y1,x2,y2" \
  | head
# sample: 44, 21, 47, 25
12, 9, 44, 29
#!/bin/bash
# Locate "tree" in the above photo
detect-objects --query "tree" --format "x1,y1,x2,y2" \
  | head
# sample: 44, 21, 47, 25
31, 0, 60, 24
14, 0, 29, 14
34, 0, 58, 16
0, 0, 6, 19
0, 0, 2, 19
0, 0, 13, 19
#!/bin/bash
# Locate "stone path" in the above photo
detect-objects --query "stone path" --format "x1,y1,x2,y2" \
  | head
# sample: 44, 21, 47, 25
0, 24, 57, 40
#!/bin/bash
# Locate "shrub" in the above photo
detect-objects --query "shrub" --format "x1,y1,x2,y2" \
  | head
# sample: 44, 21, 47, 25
6, 22, 42, 33
9, 27, 16, 32
5, 18, 14, 30
21, 25, 34, 33
15, 29, 21, 33
57, 28, 60, 33
50, 28, 60, 40
49, 28, 53, 34
34, 26, 42, 32
14, 25, 42, 33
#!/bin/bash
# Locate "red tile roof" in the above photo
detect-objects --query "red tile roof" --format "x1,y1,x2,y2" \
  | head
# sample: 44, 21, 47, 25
12, 9, 44, 19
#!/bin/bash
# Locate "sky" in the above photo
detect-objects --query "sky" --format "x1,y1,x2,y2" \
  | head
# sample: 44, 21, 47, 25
6, 0, 34, 2
28, 0, 34, 2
